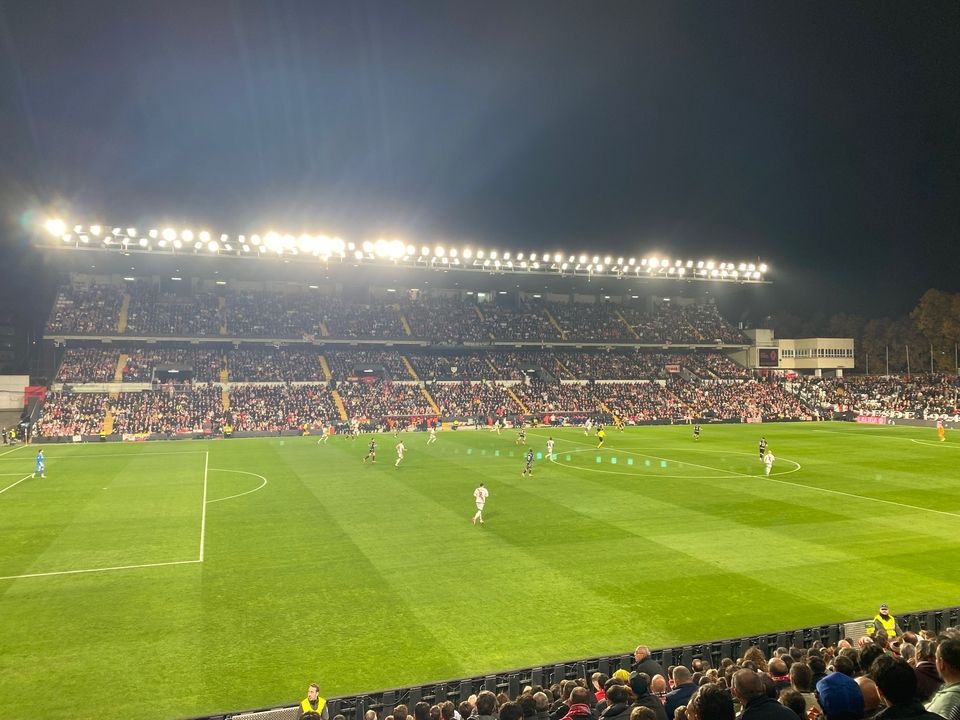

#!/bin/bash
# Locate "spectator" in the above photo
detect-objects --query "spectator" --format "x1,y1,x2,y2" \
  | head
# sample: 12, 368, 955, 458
665, 667, 698, 720
731, 670, 797, 720
870, 656, 941, 720
925, 638, 960, 720
300, 682, 329, 720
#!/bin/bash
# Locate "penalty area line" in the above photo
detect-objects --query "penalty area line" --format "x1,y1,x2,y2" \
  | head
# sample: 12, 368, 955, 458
0, 558, 203, 582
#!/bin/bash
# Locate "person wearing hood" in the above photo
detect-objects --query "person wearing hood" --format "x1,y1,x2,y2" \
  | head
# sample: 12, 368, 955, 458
630, 673, 668, 720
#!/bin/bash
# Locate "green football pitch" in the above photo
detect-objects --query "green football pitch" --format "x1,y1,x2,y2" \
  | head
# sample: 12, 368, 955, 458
0, 422, 958, 720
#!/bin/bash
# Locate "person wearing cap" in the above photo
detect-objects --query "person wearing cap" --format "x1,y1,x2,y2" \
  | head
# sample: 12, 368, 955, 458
925, 637, 960, 720
815, 669, 864, 720
868, 605, 903, 641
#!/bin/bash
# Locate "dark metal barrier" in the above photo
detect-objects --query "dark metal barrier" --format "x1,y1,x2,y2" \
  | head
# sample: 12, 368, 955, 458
184, 606, 960, 720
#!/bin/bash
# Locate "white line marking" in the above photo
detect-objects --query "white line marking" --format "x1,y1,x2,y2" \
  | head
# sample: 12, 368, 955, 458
910, 439, 960, 449
0, 444, 27, 457
0, 558, 202, 582
758, 475, 960, 519
0, 475, 31, 495
534, 430, 959, 520
205, 468, 268, 504
199, 451, 209, 561
0, 449, 207, 461
0, 473, 31, 476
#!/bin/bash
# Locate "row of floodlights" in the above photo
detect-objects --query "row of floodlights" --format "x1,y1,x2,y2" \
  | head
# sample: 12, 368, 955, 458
42, 219, 768, 279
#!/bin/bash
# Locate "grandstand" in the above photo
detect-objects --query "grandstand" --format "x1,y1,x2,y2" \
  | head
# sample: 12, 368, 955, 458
4, 220, 959, 720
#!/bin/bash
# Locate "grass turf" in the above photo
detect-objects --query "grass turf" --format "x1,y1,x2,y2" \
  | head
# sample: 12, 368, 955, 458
0, 422, 958, 719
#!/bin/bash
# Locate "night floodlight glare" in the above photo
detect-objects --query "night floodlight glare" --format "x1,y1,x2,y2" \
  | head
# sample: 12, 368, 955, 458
463, 248, 473, 259
208, 241, 219, 252
181, 229, 194, 241
45, 219, 66, 236
199, 231, 210, 242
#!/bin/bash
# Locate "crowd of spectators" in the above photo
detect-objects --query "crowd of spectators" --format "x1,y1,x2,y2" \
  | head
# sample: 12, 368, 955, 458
45, 284, 751, 345
56, 347, 120, 383
790, 375, 960, 418
229, 384, 339, 432
228, 348, 326, 382
427, 381, 519, 419
34, 392, 109, 437
326, 350, 413, 381
110, 386, 225, 435
410, 353, 504, 381
122, 347, 223, 382
46, 284, 124, 335
668, 378, 811, 421
337, 380, 435, 420
347, 628, 960, 720
512, 382, 602, 414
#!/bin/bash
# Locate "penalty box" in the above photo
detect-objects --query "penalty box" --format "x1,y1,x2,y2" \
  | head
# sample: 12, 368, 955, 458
0, 449, 208, 581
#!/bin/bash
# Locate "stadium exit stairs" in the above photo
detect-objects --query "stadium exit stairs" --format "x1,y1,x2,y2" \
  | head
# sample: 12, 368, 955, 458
401, 356, 419, 380
318, 355, 332, 381
420, 386, 440, 414
221, 386, 230, 411
319, 321, 330, 337
543, 308, 567, 340
117, 294, 130, 333
332, 390, 348, 421
218, 297, 227, 335
615, 310, 640, 340
102, 409, 114, 435
114, 354, 129, 383
485, 357, 499, 375
505, 386, 529, 415
400, 314, 412, 336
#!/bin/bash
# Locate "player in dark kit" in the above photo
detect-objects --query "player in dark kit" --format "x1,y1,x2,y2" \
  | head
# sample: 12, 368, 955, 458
521, 448, 535, 477
758, 437, 767, 460
362, 439, 377, 463
693, 424, 701, 441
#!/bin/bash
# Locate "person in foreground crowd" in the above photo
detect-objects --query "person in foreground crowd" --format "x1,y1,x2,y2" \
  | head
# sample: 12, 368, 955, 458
926, 637, 960, 720
871, 656, 943, 720
732, 669, 798, 720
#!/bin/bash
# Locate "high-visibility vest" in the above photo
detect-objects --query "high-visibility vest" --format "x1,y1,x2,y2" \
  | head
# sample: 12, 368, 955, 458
869, 613, 898, 637
301, 696, 326, 716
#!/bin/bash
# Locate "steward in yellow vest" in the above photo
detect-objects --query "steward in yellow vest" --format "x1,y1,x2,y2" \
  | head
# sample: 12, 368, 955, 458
300, 682, 328, 720
867, 604, 903, 639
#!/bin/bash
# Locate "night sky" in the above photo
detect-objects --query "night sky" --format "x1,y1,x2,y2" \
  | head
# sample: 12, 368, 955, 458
0, 0, 957, 317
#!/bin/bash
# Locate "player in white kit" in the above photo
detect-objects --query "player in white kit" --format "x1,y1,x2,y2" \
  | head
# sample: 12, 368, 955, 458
472, 483, 489, 525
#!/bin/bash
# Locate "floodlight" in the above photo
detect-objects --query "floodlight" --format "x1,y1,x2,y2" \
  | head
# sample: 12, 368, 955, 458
331, 238, 345, 255
628, 258, 635, 265
494, 259, 501, 268
173, 239, 182, 249
449, 248, 458, 258
300, 235, 315, 253
354, 250, 363, 260
529, 253, 536, 261
593, 255, 599, 263
579, 255, 587, 264
711, 269, 719, 277
596, 264, 604, 272
111, 227, 122, 236
79, 235, 89, 243
373, 239, 388, 257
420, 246, 430, 256
477, 250, 485, 259
686, 260, 693, 268
62, 234, 72, 243
668, 267, 675, 274
199, 231, 210, 242
208, 241, 219, 252
604, 256, 612, 264
90, 225, 102, 236
753, 271, 761, 279
126, 228, 137, 237
748, 263, 755, 271
463, 248, 473, 259
45, 219, 66, 236
561, 262, 568, 270
362, 240, 374, 253
162, 228, 176, 241
194, 241, 203, 250
434, 246, 445, 257
483, 259, 490, 267
759, 263, 767, 273
516, 252, 524, 260
406, 244, 416, 256
220, 234, 228, 242
242, 244, 251, 253
503, 251, 510, 260
490, 251, 498, 260
250, 234, 261, 245
181, 229, 194, 241
678, 267, 686, 276
282, 235, 295, 250
696, 260, 704, 269
617, 257, 624, 265
640, 258, 648, 266
706, 261, 715, 270
148, 229, 158, 239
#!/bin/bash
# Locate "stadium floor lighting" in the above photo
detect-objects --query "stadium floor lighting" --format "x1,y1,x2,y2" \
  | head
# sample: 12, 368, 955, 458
36, 214, 770, 284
